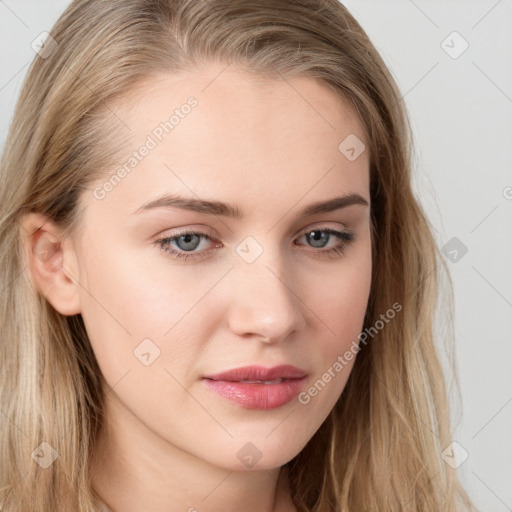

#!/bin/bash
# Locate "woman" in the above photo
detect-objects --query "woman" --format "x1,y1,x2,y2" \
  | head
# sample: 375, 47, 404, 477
0, 0, 478, 511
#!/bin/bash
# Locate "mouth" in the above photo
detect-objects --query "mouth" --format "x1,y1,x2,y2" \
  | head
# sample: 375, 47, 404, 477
203, 364, 307, 382
230, 378, 286, 384
202, 365, 307, 410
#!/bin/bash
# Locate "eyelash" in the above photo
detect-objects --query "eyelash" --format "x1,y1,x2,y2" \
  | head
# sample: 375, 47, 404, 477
155, 226, 355, 261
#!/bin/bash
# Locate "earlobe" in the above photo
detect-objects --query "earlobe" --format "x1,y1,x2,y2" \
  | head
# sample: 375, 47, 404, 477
20, 213, 82, 316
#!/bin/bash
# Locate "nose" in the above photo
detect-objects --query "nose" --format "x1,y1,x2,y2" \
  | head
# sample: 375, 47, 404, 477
225, 248, 307, 344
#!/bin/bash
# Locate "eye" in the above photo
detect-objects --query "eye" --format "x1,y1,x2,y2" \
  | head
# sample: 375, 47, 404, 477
154, 226, 355, 261
155, 228, 220, 261
295, 227, 355, 258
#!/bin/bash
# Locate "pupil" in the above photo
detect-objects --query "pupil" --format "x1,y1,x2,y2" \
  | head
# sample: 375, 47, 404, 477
309, 231, 328, 248
178, 234, 200, 251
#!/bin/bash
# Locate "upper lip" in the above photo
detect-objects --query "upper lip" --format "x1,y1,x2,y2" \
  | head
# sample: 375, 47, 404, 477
203, 364, 307, 381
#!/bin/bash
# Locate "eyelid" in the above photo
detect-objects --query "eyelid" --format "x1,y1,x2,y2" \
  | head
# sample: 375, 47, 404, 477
155, 225, 219, 241
296, 221, 348, 237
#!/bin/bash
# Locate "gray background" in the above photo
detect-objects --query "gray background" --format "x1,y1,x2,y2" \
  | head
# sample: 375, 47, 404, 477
1, 1, 511, 510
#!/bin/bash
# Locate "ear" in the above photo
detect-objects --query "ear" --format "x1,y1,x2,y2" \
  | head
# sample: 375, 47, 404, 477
19, 212, 82, 316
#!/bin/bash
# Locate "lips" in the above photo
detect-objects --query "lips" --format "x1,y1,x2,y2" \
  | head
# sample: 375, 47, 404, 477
203, 364, 307, 382
202, 365, 307, 410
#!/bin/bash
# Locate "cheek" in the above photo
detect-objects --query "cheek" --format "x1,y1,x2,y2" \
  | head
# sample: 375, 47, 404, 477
310, 250, 371, 346
299, 249, 371, 403
76, 241, 220, 381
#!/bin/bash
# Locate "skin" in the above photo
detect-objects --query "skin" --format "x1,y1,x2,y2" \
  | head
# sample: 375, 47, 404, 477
21, 62, 372, 512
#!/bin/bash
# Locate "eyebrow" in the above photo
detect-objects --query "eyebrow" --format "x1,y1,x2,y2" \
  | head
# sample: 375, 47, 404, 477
132, 192, 369, 218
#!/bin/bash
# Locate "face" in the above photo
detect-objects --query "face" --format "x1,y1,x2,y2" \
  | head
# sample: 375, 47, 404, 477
69, 62, 372, 470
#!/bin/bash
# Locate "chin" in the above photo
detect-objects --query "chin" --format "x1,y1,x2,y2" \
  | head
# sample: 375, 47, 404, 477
205, 432, 309, 472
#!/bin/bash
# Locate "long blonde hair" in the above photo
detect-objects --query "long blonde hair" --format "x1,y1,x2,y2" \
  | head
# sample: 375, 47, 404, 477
0, 1, 478, 510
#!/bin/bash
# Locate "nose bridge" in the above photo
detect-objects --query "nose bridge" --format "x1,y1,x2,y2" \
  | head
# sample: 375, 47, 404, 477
226, 235, 306, 341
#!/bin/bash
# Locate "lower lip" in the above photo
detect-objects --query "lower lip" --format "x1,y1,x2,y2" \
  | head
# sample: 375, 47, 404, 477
202, 378, 306, 409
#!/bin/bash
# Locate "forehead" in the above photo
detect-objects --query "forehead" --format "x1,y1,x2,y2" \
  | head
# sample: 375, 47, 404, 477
119, 63, 367, 148
83, 62, 370, 223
